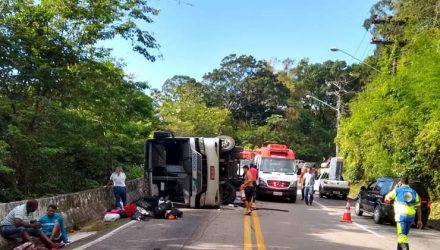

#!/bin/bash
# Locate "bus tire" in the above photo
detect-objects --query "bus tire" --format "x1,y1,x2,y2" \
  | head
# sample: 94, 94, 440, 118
218, 136, 235, 152
222, 182, 236, 205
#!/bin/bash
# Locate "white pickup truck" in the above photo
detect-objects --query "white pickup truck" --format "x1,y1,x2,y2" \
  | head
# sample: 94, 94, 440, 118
314, 172, 350, 199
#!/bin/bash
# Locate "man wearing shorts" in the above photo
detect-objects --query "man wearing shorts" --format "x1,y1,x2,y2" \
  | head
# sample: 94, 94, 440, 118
39, 204, 69, 244
0, 200, 63, 249
249, 164, 258, 210
241, 166, 254, 215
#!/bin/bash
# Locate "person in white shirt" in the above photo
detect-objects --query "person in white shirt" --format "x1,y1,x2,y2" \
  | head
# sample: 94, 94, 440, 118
107, 167, 127, 209
302, 167, 315, 206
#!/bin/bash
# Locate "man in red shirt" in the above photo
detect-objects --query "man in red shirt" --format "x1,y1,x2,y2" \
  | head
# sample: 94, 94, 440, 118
249, 164, 258, 209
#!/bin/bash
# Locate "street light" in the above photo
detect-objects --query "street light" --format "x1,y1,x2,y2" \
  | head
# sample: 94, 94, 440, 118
306, 94, 340, 156
330, 46, 382, 73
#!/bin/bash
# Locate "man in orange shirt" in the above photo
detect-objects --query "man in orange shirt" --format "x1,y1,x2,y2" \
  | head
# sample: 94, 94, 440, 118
241, 166, 254, 215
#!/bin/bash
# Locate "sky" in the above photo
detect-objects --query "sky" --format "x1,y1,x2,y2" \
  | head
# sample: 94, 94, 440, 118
104, 0, 377, 89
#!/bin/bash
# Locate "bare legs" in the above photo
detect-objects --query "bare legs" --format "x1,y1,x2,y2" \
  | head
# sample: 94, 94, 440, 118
245, 200, 251, 215
20, 231, 34, 243
50, 223, 61, 241
20, 229, 63, 249
38, 230, 63, 248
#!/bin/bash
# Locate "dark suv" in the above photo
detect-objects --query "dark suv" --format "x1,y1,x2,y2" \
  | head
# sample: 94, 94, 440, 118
355, 177, 431, 227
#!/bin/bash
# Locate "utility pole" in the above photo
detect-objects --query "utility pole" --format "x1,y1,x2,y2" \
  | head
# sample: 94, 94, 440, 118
326, 79, 349, 157
307, 78, 350, 157
370, 14, 406, 75
392, 57, 398, 76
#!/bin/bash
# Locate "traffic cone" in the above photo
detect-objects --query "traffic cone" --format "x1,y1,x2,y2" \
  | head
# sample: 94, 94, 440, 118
340, 199, 352, 223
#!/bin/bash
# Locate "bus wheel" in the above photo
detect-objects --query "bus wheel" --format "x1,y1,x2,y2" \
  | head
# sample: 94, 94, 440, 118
218, 135, 235, 152
222, 182, 236, 205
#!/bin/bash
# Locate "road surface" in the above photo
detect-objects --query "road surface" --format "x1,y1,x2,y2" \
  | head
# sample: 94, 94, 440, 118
68, 192, 440, 250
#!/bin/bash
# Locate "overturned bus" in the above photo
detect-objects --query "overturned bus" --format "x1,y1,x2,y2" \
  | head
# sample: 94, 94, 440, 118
144, 132, 243, 208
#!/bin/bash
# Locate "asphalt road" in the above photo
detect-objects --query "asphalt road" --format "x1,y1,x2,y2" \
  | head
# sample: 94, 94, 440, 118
68, 192, 440, 250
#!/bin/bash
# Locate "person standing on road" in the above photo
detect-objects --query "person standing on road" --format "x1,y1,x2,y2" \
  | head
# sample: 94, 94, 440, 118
241, 166, 254, 215
107, 166, 127, 209
300, 167, 308, 200
385, 177, 423, 250
303, 168, 315, 206
249, 164, 258, 210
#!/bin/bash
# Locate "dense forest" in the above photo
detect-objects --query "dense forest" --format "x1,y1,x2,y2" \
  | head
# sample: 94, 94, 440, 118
338, 0, 440, 198
1, 0, 439, 202
0, 0, 160, 201
154, 56, 367, 160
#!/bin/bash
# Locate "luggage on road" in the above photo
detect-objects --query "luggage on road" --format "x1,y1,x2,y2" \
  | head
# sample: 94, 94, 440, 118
131, 207, 150, 221
124, 203, 137, 218
103, 213, 121, 222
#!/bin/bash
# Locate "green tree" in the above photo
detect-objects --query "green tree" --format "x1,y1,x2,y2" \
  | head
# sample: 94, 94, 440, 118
0, 0, 159, 201
276, 59, 364, 161
158, 76, 233, 137
338, 30, 440, 197
203, 54, 290, 126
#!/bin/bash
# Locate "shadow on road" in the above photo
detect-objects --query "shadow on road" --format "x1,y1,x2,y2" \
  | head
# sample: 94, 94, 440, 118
255, 207, 289, 212
232, 199, 289, 212
255, 194, 390, 250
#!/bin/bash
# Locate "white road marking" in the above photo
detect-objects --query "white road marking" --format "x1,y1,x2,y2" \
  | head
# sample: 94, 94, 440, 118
68, 232, 97, 243
73, 220, 137, 250
313, 200, 331, 211
352, 222, 385, 238
314, 200, 385, 239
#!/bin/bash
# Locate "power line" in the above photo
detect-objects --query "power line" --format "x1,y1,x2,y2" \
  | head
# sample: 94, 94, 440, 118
360, 41, 374, 61
352, 30, 369, 64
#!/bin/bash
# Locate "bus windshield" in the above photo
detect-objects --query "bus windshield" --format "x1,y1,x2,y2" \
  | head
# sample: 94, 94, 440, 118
260, 158, 296, 174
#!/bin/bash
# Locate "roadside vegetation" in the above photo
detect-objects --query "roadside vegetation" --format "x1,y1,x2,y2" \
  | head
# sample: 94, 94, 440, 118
338, 0, 440, 199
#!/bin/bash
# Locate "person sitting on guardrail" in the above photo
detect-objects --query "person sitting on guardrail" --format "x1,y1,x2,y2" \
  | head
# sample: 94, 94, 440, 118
39, 204, 69, 244
0, 200, 64, 249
